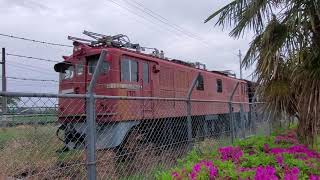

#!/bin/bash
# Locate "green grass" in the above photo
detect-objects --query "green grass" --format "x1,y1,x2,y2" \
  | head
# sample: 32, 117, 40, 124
0, 124, 89, 179
0, 127, 22, 149
10, 115, 57, 125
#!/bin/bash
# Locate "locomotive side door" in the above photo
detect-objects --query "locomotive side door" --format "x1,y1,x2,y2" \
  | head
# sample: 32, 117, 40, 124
140, 60, 154, 118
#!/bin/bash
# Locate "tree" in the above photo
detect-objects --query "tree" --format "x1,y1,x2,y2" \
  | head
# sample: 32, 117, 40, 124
205, 0, 320, 146
0, 96, 20, 107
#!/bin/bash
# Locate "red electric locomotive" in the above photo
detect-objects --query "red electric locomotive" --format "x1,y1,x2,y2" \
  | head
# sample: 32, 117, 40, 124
54, 31, 250, 150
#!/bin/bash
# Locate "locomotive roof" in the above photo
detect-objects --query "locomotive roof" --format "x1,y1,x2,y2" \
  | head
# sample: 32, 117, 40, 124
64, 42, 246, 83
66, 31, 246, 83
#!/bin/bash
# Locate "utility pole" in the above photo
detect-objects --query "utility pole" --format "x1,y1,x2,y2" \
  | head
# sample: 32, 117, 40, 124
1, 48, 7, 124
238, 49, 243, 79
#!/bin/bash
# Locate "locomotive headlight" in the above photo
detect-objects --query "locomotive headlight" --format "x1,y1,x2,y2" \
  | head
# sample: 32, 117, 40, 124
73, 46, 82, 52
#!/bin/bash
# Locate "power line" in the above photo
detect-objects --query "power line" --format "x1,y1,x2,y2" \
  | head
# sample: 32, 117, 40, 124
4, 53, 59, 63
123, 0, 204, 41
107, 0, 207, 45
7, 76, 58, 82
116, 0, 210, 46
107, 0, 184, 40
0, 33, 72, 48
105, 1, 181, 42
7, 62, 56, 76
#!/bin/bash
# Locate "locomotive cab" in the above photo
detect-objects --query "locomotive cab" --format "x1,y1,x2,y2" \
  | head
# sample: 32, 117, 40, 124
54, 41, 142, 150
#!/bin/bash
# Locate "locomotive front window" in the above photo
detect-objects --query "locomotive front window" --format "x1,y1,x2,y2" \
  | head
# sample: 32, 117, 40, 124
76, 63, 84, 75
121, 58, 138, 82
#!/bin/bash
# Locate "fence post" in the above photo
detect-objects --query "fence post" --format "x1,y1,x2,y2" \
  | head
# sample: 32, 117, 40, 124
239, 103, 245, 139
228, 102, 234, 143
229, 82, 239, 144
86, 49, 107, 180
187, 100, 192, 147
1, 48, 7, 126
186, 72, 201, 148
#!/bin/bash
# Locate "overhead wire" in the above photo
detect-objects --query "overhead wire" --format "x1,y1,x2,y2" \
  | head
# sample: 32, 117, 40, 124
111, 0, 210, 46
107, 0, 195, 43
7, 76, 58, 83
5, 53, 59, 63
122, 0, 205, 42
0, 33, 72, 48
104, 1, 181, 42
6, 62, 57, 76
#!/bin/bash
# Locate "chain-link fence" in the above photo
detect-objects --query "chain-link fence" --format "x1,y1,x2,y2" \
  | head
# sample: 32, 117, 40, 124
0, 91, 271, 179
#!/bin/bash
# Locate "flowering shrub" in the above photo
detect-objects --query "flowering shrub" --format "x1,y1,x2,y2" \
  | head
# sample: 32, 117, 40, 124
219, 146, 243, 163
284, 167, 300, 180
275, 131, 299, 145
254, 166, 278, 180
170, 160, 218, 180
155, 130, 320, 180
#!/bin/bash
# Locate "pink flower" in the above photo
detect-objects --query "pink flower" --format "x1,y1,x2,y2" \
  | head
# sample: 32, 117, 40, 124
188, 160, 218, 179
309, 175, 320, 180
291, 167, 299, 175
193, 163, 201, 173
209, 166, 218, 178
284, 167, 299, 180
264, 144, 270, 153
270, 145, 320, 159
172, 172, 181, 179
275, 134, 299, 145
254, 166, 278, 180
189, 171, 197, 180
219, 146, 243, 163
276, 155, 284, 166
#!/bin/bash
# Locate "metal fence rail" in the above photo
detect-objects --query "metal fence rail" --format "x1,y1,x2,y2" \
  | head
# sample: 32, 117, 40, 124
0, 91, 271, 179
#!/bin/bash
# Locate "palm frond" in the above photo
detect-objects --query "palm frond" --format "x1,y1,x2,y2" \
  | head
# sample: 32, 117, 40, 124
206, 0, 320, 146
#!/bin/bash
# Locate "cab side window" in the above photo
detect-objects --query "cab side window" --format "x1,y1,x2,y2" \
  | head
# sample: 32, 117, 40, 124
121, 58, 138, 82
87, 54, 109, 74
217, 79, 223, 93
196, 74, 204, 90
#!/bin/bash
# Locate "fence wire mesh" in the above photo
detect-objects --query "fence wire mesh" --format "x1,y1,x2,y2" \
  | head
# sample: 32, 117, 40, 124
0, 93, 271, 179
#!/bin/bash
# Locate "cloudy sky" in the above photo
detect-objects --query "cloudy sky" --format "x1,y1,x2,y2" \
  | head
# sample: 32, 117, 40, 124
0, 0, 254, 93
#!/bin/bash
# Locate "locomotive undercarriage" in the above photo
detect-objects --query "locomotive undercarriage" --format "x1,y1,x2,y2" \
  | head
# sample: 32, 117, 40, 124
57, 112, 249, 152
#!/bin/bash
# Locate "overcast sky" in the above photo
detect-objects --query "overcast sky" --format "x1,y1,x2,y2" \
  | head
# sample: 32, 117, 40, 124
0, 0, 254, 93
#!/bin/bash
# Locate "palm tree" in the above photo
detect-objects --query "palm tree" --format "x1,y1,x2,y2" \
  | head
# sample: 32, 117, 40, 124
205, 0, 320, 146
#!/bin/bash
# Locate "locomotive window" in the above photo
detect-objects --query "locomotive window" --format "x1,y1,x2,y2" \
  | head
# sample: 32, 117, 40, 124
76, 63, 84, 75
143, 62, 149, 84
88, 59, 109, 75
196, 74, 204, 90
121, 58, 138, 82
217, 79, 223, 93
87, 54, 109, 75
